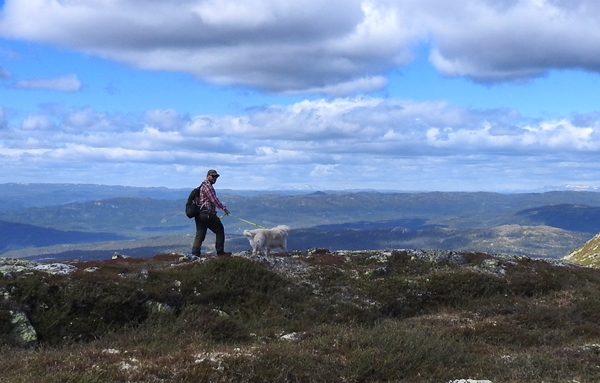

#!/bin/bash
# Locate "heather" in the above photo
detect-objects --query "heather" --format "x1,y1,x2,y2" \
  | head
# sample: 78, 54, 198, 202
1, 250, 600, 383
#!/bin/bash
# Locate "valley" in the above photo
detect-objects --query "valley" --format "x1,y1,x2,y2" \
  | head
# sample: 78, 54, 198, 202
2, 183, 600, 261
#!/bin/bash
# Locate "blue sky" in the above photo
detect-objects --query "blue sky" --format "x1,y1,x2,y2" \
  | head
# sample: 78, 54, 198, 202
2, 0, 600, 192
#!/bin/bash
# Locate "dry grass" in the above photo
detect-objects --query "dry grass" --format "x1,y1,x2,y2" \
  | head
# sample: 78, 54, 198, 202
2, 250, 600, 382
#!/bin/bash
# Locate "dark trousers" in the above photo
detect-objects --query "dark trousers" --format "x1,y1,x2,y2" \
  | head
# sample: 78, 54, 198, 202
192, 213, 225, 255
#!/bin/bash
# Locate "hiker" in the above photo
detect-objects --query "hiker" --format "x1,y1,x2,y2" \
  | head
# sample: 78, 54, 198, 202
191, 169, 231, 257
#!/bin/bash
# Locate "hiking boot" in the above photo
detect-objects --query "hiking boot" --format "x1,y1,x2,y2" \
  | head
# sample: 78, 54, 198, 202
217, 251, 232, 257
184, 253, 200, 261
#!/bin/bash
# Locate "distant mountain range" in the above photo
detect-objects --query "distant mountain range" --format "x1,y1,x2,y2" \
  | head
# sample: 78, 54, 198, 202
516, 204, 600, 233
2, 183, 600, 261
0, 220, 128, 253
0, 183, 315, 210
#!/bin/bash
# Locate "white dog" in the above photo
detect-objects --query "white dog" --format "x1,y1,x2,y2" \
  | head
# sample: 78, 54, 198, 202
243, 225, 290, 257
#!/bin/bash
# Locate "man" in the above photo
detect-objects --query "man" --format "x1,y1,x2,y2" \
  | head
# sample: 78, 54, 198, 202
191, 169, 231, 257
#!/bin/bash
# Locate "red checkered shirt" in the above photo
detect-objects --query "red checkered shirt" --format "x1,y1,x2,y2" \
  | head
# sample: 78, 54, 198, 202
198, 179, 227, 214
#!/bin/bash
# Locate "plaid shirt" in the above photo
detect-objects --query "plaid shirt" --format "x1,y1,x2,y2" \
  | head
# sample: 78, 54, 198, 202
198, 179, 227, 214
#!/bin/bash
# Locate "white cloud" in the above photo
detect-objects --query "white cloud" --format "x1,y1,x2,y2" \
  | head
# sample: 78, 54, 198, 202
422, 0, 600, 82
0, 2, 382, 95
21, 115, 53, 131
14, 74, 82, 92
7, 97, 600, 155
3, 97, 600, 190
3, 0, 600, 92
310, 164, 341, 177
143, 109, 189, 130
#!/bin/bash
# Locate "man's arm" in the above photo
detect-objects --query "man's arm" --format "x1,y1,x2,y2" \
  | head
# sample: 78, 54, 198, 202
201, 182, 229, 214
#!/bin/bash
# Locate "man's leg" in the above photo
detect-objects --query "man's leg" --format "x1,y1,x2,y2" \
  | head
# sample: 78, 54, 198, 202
192, 215, 208, 256
206, 214, 226, 254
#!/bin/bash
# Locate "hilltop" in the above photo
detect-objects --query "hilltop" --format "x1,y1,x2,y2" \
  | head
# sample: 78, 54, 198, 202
2, 248, 600, 382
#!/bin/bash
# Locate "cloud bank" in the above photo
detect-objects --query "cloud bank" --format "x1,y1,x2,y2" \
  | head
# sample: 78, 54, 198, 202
2, 0, 600, 93
2, 98, 600, 191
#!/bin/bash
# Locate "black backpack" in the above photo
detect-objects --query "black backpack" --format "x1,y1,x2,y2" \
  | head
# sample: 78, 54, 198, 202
185, 187, 200, 218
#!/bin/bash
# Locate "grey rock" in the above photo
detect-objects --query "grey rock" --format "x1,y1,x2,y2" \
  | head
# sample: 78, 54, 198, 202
448, 380, 493, 383
0, 257, 76, 276
10, 310, 38, 348
32, 263, 76, 275
406, 249, 468, 265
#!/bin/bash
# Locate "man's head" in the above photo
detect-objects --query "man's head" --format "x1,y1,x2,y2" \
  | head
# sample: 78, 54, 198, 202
206, 169, 220, 183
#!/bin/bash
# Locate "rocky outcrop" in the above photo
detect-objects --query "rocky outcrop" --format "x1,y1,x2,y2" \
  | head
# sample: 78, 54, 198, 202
0, 258, 76, 277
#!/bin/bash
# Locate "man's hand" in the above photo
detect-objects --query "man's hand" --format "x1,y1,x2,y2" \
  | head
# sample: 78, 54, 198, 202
224, 208, 230, 216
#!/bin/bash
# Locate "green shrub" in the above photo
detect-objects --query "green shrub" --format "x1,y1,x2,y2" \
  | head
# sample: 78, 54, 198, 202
5, 272, 149, 345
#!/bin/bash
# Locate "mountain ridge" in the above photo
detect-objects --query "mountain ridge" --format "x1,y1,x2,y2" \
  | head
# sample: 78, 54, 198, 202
3, 184, 600, 261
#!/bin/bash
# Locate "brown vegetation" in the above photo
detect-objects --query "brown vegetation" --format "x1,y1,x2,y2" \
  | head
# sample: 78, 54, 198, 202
1, 250, 600, 382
